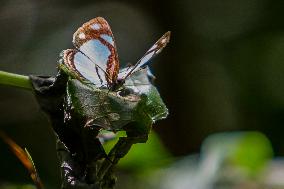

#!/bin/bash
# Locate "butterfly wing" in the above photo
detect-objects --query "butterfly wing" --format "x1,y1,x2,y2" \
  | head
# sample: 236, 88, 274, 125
73, 17, 119, 86
121, 31, 171, 79
60, 49, 106, 86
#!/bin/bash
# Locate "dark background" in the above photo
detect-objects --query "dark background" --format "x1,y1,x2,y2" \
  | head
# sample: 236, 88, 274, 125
1, 0, 284, 187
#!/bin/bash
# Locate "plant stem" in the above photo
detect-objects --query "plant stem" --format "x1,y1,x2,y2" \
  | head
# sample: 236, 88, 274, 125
0, 70, 33, 90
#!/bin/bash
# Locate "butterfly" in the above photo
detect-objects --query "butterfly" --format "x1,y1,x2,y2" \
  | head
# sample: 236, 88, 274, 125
60, 17, 170, 91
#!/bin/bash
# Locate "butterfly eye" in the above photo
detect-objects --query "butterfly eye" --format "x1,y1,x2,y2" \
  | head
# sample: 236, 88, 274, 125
117, 88, 133, 97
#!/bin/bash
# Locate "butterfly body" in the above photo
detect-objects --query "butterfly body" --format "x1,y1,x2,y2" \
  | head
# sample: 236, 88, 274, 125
64, 67, 168, 131
59, 17, 170, 91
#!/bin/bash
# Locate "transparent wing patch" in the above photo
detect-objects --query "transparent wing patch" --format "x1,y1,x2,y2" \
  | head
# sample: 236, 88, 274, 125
121, 31, 171, 80
61, 49, 107, 86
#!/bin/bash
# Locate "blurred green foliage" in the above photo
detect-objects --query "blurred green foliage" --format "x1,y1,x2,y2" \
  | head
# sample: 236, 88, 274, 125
230, 132, 273, 176
202, 132, 273, 177
104, 131, 172, 172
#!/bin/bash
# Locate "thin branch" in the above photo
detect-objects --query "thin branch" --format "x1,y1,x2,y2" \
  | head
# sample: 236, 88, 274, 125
0, 131, 44, 189
0, 70, 33, 90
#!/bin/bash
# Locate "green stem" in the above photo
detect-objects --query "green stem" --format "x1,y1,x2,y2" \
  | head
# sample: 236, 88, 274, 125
0, 70, 33, 90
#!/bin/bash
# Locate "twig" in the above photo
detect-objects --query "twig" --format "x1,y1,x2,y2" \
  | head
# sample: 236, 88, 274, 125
0, 131, 44, 189
0, 70, 33, 90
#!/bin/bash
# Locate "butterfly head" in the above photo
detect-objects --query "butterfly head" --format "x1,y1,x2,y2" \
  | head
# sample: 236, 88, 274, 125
109, 77, 125, 91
